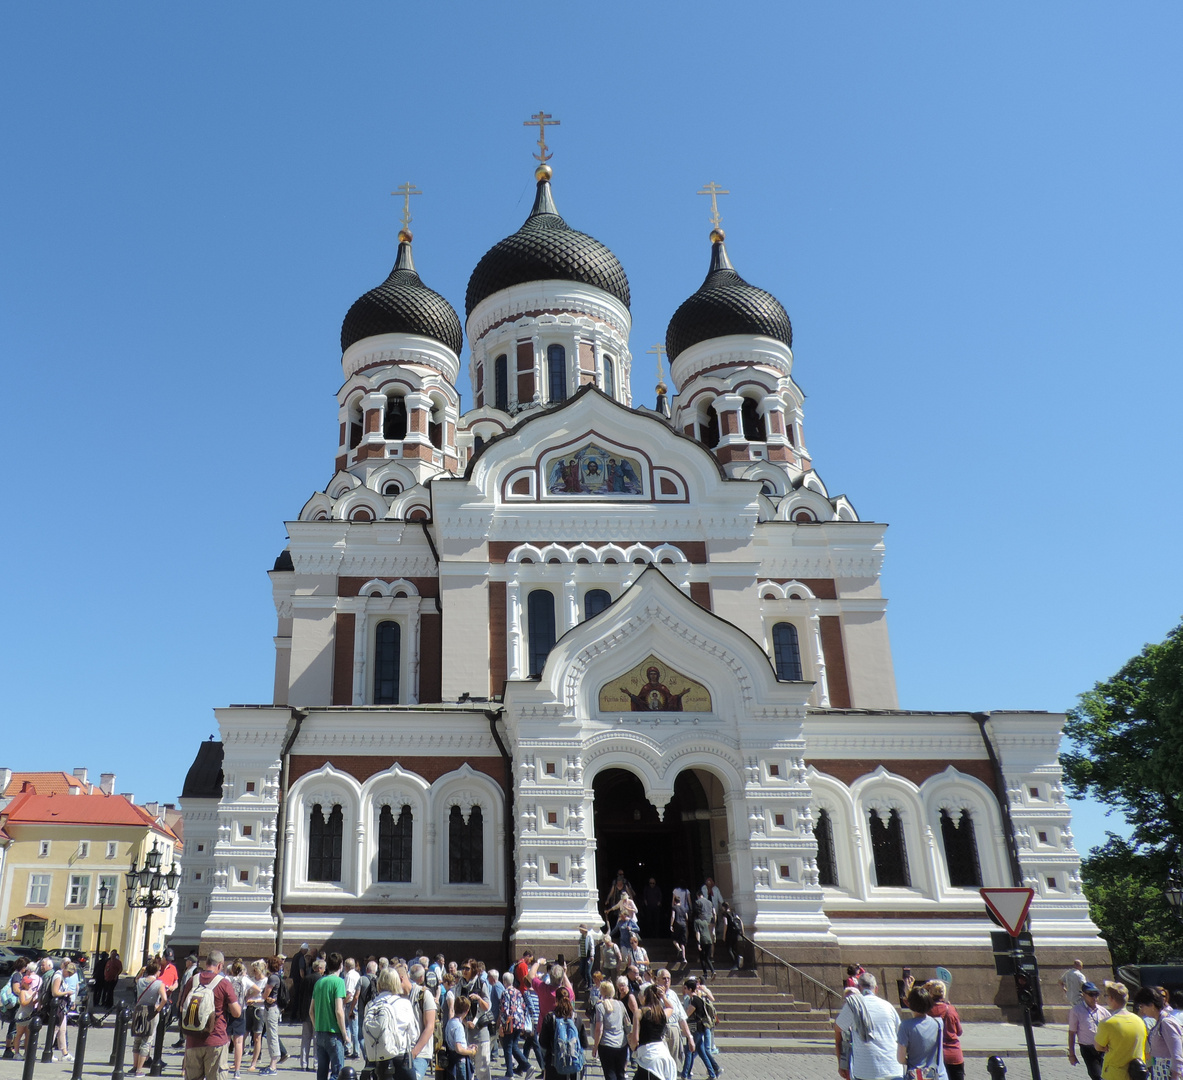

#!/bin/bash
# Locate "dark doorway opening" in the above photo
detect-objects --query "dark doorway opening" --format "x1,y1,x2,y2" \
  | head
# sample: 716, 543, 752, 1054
592, 768, 717, 939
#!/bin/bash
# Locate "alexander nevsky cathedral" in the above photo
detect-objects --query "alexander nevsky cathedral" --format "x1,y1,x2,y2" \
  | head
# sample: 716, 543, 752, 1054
176, 117, 1107, 1016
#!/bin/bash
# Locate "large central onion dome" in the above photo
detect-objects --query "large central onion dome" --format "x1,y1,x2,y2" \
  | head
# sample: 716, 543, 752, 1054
466, 172, 630, 317
665, 230, 792, 361
341, 231, 463, 355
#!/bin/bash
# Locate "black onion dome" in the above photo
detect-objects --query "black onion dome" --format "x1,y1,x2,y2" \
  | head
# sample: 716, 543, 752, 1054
465, 179, 630, 317
341, 239, 463, 355
665, 238, 792, 361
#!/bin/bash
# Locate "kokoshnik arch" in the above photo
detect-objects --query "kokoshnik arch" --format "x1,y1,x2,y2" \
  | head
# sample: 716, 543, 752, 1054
175, 152, 1107, 1016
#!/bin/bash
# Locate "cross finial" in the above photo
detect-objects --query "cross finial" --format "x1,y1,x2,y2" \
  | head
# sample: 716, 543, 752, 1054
392, 182, 422, 236
524, 110, 561, 163
697, 181, 730, 231
647, 343, 667, 383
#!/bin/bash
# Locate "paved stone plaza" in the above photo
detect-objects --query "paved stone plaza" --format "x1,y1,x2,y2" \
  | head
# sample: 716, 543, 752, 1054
0, 1017, 1082, 1080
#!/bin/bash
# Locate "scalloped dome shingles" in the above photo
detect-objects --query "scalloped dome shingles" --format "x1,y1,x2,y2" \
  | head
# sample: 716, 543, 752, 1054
341, 242, 463, 355
465, 180, 630, 318
665, 241, 792, 362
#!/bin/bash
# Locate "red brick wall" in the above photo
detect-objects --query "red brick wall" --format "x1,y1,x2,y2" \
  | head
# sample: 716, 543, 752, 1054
488, 581, 507, 698
807, 758, 995, 788
419, 612, 442, 703
289, 755, 508, 786
332, 614, 354, 706
690, 582, 711, 611
819, 616, 851, 708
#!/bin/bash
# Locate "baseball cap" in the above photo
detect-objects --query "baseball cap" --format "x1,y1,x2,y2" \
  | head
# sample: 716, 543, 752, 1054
1082, 982, 1099, 993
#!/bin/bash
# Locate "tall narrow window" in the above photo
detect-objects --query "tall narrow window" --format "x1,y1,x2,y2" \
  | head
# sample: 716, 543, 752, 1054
429, 402, 443, 450
473, 434, 485, 456
868, 808, 910, 887
603, 357, 616, 400
814, 809, 838, 887
527, 590, 556, 677
448, 805, 483, 883
741, 398, 766, 441
307, 803, 343, 882
377, 804, 413, 883
584, 589, 611, 620
384, 396, 407, 440
772, 622, 803, 681
494, 355, 509, 412
547, 344, 567, 403
940, 808, 982, 887
702, 406, 720, 448
373, 621, 401, 704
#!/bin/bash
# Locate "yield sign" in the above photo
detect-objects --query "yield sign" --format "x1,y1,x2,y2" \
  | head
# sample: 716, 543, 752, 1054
980, 887, 1035, 937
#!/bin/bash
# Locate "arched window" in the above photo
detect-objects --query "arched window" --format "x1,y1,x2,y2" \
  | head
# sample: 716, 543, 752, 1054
741, 398, 766, 441
384, 396, 407, 441
584, 589, 611, 619
448, 805, 483, 883
373, 621, 401, 704
772, 622, 803, 681
603, 357, 616, 400
547, 344, 567, 403
376, 803, 413, 883
428, 401, 444, 450
494, 355, 509, 412
307, 803, 343, 882
814, 809, 838, 887
940, 808, 982, 887
868, 808, 910, 887
527, 590, 556, 677
473, 434, 485, 456
702, 406, 720, 449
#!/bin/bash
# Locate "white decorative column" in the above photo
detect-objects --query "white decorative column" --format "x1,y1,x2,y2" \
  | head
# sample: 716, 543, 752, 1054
361, 392, 386, 445
351, 603, 367, 705
403, 392, 433, 446
407, 609, 422, 704
808, 608, 831, 707
562, 578, 579, 635
506, 583, 523, 680
715, 393, 746, 446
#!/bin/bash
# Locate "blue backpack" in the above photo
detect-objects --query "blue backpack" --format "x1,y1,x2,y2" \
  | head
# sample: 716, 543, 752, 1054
552, 1015, 584, 1075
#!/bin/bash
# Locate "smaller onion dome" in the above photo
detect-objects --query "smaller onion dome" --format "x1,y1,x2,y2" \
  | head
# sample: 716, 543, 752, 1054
341, 231, 463, 355
665, 230, 792, 362
466, 171, 630, 317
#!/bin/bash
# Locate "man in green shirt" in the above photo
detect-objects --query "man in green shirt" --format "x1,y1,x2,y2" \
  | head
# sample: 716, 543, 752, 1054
311, 953, 351, 1080
1094, 981, 1148, 1080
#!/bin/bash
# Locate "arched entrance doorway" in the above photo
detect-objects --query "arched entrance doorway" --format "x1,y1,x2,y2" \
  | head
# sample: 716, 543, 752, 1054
592, 767, 728, 937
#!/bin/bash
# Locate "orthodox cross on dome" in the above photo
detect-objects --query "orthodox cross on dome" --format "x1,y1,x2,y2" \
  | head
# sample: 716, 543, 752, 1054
647, 342, 667, 384
524, 110, 561, 163
698, 181, 730, 231
392, 182, 422, 235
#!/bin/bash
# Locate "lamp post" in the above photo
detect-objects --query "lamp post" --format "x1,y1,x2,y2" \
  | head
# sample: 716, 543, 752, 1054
93, 882, 111, 971
125, 840, 181, 968
1165, 878, 1183, 919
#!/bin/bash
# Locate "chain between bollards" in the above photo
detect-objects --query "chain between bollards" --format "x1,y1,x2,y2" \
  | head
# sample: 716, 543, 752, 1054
21, 1015, 43, 1080
111, 1005, 131, 1080
71, 1010, 90, 1080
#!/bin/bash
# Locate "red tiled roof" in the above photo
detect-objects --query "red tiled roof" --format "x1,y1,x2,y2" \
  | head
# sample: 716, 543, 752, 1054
2, 772, 93, 797
2, 792, 181, 843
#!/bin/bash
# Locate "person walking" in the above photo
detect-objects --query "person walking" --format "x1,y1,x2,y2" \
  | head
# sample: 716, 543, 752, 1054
592, 980, 627, 1080
1061, 960, 1088, 1008
179, 951, 243, 1080
538, 988, 587, 1080
298, 958, 326, 1072
833, 971, 901, 1080
628, 983, 676, 1080
718, 904, 744, 972
104, 950, 124, 1008
924, 979, 964, 1080
311, 953, 352, 1080
1134, 986, 1183, 1080
692, 892, 716, 981
1068, 981, 1110, 1080
131, 959, 167, 1077
495, 970, 532, 1080
50, 960, 80, 1061
680, 978, 718, 1080
896, 984, 947, 1080
1094, 982, 1148, 1080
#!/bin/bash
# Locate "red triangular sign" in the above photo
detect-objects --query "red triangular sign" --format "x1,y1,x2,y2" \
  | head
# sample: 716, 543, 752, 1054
980, 887, 1035, 936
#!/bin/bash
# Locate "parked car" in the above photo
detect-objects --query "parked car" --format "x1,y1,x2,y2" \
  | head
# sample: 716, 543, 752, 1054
0, 945, 26, 977
6, 945, 46, 964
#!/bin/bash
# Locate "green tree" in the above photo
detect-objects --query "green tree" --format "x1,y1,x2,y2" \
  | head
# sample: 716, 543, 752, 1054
1063, 620, 1183, 963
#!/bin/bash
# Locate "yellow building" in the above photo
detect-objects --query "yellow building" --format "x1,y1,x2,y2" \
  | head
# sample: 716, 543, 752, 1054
0, 771, 182, 964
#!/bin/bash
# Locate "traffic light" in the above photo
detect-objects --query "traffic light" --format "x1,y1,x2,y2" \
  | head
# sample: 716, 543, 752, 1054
1013, 958, 1037, 1009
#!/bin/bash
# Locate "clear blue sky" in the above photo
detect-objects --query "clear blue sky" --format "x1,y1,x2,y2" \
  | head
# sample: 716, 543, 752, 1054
2, 4, 1179, 857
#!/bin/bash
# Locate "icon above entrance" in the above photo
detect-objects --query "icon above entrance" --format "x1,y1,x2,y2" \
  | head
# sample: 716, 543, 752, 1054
599, 655, 712, 712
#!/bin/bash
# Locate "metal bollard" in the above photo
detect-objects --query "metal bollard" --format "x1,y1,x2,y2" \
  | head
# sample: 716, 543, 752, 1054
149, 1009, 168, 1077
111, 1006, 131, 1080
987, 1056, 1007, 1080
71, 1012, 89, 1080
22, 1015, 43, 1080
41, 1009, 57, 1064
340, 1066, 357, 1080
109, 1006, 127, 1065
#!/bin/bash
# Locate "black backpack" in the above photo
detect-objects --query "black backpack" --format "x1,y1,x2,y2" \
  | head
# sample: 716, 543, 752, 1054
276, 977, 291, 1011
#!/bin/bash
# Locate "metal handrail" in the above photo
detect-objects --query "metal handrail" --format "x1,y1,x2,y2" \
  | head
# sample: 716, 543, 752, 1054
745, 938, 844, 1018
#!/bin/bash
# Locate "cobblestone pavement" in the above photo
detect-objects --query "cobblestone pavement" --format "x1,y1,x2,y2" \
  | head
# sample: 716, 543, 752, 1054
0, 1020, 1082, 1080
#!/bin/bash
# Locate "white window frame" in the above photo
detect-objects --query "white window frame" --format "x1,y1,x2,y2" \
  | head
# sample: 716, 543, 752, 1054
97, 875, 119, 906
28, 874, 51, 905
78, 841, 90, 859
106, 841, 118, 859
39, 840, 50, 858
67, 874, 90, 907
63, 924, 83, 951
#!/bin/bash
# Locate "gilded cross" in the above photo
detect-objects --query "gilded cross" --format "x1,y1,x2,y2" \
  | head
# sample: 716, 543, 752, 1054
524, 110, 561, 163
392, 182, 422, 233
647, 342, 667, 382
697, 181, 730, 230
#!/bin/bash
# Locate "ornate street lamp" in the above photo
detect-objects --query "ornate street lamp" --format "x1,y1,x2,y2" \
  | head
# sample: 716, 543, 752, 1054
125, 839, 180, 967
93, 881, 111, 970
1165, 879, 1183, 914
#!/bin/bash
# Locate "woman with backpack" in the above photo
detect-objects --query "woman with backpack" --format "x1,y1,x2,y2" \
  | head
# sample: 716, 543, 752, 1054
130, 959, 167, 1077
538, 988, 587, 1080
362, 967, 416, 1080
718, 903, 744, 972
